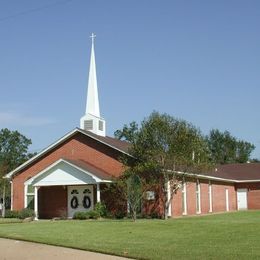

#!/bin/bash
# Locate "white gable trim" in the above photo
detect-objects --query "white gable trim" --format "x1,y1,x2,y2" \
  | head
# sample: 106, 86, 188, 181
5, 128, 129, 179
24, 159, 111, 187
168, 170, 260, 183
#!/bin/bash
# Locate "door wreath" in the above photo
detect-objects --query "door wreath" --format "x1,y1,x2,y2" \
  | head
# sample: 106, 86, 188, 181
70, 196, 79, 209
83, 195, 91, 209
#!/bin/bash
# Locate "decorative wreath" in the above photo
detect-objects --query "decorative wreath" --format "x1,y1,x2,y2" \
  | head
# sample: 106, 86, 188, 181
83, 195, 91, 209
70, 196, 79, 209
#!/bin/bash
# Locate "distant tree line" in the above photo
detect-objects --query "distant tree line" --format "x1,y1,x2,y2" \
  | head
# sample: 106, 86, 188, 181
207, 129, 255, 164
0, 128, 35, 216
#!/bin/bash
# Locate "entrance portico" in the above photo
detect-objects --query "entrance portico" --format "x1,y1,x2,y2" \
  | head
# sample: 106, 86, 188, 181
24, 158, 111, 219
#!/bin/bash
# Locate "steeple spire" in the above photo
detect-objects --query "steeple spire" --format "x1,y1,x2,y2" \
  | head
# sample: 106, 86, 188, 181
80, 33, 106, 136
86, 33, 100, 117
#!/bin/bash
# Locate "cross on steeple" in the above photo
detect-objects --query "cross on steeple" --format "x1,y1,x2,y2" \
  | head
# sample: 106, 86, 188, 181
90, 33, 96, 45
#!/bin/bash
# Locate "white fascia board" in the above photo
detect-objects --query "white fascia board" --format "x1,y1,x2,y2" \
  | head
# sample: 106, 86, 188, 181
24, 159, 110, 186
5, 128, 130, 179
170, 170, 260, 183
169, 170, 236, 183
235, 179, 260, 183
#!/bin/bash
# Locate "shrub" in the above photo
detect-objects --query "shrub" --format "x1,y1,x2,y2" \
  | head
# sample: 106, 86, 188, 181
73, 211, 88, 220
114, 210, 126, 219
73, 210, 100, 220
5, 210, 19, 218
94, 202, 107, 217
88, 210, 100, 219
18, 208, 35, 219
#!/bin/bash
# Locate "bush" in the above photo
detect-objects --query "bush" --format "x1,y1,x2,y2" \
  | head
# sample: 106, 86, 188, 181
88, 210, 100, 219
73, 211, 89, 220
73, 210, 100, 220
5, 210, 19, 218
94, 202, 107, 217
18, 208, 35, 219
114, 210, 126, 219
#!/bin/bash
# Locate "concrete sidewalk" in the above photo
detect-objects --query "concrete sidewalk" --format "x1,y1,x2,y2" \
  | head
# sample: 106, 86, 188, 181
0, 238, 129, 260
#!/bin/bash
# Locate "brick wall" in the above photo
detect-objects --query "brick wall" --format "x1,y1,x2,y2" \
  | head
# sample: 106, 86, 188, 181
38, 186, 67, 219
171, 179, 237, 217
212, 181, 236, 212
200, 180, 210, 214
12, 132, 124, 210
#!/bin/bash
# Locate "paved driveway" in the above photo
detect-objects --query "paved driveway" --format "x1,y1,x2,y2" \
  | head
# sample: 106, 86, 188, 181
0, 238, 129, 260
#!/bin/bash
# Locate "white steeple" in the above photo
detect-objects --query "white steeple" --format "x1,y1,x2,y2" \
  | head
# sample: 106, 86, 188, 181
80, 33, 106, 136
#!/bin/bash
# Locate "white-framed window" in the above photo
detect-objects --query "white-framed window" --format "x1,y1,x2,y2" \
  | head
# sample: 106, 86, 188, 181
196, 179, 201, 214
24, 183, 34, 209
225, 188, 229, 211
208, 180, 212, 213
182, 179, 187, 215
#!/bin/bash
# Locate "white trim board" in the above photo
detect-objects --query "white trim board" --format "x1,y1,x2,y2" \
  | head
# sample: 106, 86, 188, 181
24, 159, 111, 187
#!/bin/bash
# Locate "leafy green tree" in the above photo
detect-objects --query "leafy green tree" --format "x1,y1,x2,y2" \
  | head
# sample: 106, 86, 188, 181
236, 140, 255, 163
0, 128, 35, 216
115, 111, 212, 219
207, 129, 255, 164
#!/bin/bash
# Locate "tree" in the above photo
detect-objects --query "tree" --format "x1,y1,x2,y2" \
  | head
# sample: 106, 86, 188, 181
0, 128, 35, 216
236, 140, 255, 163
207, 129, 255, 164
115, 111, 212, 220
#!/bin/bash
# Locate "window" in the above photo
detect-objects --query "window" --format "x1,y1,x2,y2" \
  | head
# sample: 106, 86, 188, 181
98, 120, 104, 131
182, 180, 187, 215
196, 180, 201, 214
25, 184, 35, 209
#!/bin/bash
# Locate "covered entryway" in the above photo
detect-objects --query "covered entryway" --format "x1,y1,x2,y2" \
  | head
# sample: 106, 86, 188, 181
237, 188, 248, 210
24, 158, 111, 219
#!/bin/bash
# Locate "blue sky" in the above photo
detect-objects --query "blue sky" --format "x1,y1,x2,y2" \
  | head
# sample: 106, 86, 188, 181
0, 0, 259, 159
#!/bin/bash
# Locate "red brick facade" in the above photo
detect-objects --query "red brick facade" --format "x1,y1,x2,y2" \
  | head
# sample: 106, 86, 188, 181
38, 186, 67, 219
12, 132, 124, 211
170, 180, 236, 217
10, 131, 260, 219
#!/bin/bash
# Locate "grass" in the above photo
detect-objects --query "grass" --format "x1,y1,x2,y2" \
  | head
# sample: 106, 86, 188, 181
0, 211, 260, 259
0, 218, 22, 224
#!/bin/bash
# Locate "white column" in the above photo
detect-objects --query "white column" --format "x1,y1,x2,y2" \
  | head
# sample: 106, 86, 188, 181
24, 184, 28, 208
182, 181, 187, 215
10, 181, 13, 210
209, 181, 212, 213
225, 188, 229, 211
196, 180, 201, 214
96, 183, 100, 203
167, 180, 172, 217
34, 186, 39, 220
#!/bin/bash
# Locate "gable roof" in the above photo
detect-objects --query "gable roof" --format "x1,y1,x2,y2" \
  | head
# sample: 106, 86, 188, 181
173, 163, 260, 183
5, 128, 130, 179
207, 163, 260, 181
64, 158, 114, 181
24, 158, 113, 187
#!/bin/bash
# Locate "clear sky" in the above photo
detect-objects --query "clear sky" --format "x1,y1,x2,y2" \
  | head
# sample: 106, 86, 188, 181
0, 0, 259, 159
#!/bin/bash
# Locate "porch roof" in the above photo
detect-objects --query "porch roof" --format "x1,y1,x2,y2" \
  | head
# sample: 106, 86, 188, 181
25, 158, 113, 187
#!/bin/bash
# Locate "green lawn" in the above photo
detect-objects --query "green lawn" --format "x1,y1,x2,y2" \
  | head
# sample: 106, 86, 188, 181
0, 211, 260, 259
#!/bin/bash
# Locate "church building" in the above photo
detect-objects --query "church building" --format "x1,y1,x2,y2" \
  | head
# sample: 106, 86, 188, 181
5, 35, 260, 219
